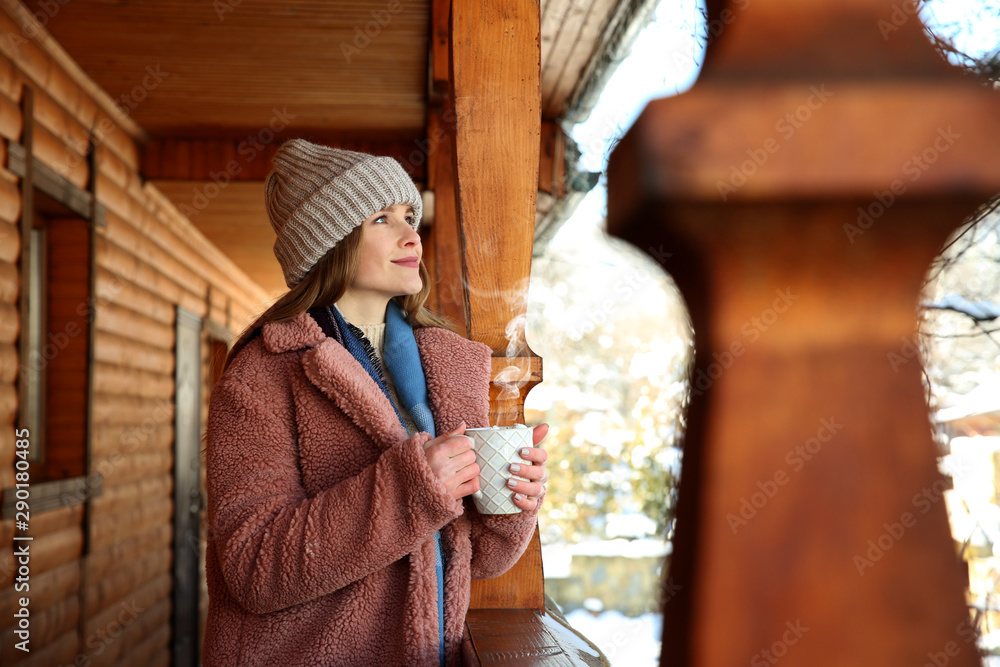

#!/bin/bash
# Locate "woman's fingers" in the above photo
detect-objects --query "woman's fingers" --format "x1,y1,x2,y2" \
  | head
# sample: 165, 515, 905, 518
452, 476, 480, 499
442, 448, 476, 472
436, 448, 478, 478
448, 460, 480, 497
510, 440, 548, 503
511, 491, 541, 511
518, 445, 547, 465
424, 421, 467, 449
439, 455, 479, 499
506, 477, 543, 498
422, 428, 481, 499
425, 434, 473, 466
513, 446, 547, 487
440, 433, 474, 454
508, 461, 545, 481
531, 423, 549, 446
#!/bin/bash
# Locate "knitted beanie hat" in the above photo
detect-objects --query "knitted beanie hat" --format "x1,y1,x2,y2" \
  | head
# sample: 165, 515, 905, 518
265, 139, 423, 288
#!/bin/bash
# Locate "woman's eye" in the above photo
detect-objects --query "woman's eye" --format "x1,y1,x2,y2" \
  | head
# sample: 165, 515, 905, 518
373, 215, 387, 224
405, 216, 414, 225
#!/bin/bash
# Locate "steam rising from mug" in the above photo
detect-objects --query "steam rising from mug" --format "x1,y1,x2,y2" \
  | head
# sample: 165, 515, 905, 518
446, 276, 533, 428
492, 278, 533, 426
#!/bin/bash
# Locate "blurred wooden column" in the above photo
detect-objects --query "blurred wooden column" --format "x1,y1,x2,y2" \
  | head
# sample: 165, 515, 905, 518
448, 0, 544, 611
605, 0, 1000, 665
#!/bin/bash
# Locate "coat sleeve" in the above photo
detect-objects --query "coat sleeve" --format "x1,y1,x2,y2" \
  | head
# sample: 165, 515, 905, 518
206, 376, 464, 615
465, 492, 544, 580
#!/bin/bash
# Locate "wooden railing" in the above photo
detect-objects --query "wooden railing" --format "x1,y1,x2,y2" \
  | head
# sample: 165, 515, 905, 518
463, 598, 608, 666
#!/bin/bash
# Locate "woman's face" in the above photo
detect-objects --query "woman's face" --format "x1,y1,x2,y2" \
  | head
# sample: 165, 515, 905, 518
350, 203, 423, 301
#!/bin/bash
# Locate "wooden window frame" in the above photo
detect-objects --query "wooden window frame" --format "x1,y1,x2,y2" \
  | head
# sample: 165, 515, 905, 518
1, 85, 106, 522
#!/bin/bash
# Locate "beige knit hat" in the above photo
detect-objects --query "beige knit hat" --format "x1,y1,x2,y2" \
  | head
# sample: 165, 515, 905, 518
265, 139, 423, 288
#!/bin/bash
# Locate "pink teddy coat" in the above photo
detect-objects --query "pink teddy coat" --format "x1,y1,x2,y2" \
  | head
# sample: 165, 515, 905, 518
202, 310, 539, 666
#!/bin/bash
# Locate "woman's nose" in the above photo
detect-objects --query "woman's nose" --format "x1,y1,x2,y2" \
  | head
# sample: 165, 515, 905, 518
400, 225, 420, 246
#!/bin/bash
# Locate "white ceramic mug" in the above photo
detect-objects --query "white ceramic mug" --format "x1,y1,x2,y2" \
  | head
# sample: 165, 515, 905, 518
466, 424, 533, 514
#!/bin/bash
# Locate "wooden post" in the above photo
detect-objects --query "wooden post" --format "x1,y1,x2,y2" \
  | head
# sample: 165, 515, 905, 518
606, 1, 1000, 665
426, 107, 469, 333
450, 0, 544, 611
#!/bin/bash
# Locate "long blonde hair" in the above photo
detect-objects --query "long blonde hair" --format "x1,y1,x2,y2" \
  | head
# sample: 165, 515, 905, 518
223, 225, 454, 373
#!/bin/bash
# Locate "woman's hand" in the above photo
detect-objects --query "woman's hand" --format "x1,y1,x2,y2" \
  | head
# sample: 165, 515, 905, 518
423, 422, 480, 500
508, 424, 549, 512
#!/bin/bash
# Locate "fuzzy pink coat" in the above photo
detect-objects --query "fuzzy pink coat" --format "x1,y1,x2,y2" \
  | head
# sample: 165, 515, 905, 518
202, 310, 539, 666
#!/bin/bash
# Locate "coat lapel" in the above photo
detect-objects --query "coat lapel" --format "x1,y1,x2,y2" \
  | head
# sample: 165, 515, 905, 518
261, 311, 493, 446
262, 311, 404, 447
301, 338, 407, 447
414, 327, 492, 433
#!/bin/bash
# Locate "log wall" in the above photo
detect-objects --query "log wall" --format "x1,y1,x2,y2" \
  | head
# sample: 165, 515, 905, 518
0, 5, 269, 664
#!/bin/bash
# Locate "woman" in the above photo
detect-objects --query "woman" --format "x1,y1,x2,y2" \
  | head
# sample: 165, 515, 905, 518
202, 139, 549, 666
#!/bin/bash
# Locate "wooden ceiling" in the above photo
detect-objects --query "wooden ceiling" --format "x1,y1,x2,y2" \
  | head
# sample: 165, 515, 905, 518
26, 0, 626, 296
26, 0, 431, 139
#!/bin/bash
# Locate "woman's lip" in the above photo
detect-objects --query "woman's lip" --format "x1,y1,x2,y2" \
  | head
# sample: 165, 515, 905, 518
392, 258, 419, 267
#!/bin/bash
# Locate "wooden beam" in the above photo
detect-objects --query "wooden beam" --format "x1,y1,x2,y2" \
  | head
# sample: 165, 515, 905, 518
142, 136, 429, 183
451, 0, 543, 610
451, 1, 540, 353
430, 0, 451, 99
426, 106, 468, 332
538, 121, 566, 198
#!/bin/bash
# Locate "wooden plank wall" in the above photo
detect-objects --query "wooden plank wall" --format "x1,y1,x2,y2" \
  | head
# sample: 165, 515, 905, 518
0, 8, 269, 666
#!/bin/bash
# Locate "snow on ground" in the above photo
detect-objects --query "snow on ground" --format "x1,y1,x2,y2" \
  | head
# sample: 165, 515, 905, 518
565, 609, 662, 667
